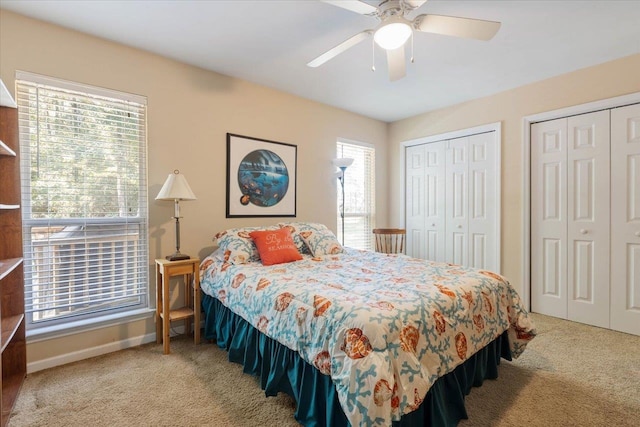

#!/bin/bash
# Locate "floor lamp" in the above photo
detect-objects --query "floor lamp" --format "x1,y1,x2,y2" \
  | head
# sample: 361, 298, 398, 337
333, 157, 354, 246
156, 170, 197, 261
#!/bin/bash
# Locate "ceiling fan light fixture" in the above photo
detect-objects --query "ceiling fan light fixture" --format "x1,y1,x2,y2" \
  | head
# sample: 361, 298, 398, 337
374, 20, 412, 50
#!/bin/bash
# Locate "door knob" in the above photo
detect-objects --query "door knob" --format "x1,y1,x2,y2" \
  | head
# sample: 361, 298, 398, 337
580, 229, 588, 234
636, 231, 640, 237
431, 223, 436, 227
457, 225, 462, 229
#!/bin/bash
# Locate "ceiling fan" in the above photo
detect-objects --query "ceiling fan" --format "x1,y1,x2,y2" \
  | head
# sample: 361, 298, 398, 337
308, 0, 501, 81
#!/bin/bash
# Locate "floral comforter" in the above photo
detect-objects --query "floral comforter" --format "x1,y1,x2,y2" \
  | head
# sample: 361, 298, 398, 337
199, 248, 536, 426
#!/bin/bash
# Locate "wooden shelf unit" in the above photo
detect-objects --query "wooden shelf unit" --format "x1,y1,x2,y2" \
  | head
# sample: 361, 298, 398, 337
1, 372, 23, 424
0, 258, 22, 281
0, 80, 26, 427
0, 141, 16, 157
0, 315, 24, 353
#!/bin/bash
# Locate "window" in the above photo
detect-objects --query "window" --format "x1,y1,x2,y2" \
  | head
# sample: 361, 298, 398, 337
336, 140, 375, 250
16, 72, 148, 332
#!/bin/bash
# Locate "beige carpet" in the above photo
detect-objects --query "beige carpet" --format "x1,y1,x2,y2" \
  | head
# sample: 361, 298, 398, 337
9, 314, 640, 427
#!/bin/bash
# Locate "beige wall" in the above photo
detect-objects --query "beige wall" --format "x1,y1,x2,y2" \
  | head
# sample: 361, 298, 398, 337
0, 10, 388, 368
389, 54, 640, 297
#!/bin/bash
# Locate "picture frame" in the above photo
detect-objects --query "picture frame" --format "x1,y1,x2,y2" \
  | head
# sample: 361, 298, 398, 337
226, 133, 297, 218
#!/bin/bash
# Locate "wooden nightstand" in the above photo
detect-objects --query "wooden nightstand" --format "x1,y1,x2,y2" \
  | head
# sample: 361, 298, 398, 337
155, 258, 201, 354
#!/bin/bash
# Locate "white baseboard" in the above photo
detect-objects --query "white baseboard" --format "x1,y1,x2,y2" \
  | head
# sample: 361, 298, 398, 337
27, 332, 158, 374
27, 321, 205, 374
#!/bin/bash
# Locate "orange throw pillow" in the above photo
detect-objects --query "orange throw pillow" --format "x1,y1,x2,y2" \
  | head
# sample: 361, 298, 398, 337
249, 228, 303, 266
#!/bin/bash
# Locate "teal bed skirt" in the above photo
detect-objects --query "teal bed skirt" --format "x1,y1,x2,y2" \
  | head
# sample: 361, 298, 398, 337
202, 294, 512, 427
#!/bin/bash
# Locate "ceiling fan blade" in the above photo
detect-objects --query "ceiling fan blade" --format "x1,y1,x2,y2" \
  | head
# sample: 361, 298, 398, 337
414, 14, 501, 41
321, 0, 378, 16
387, 46, 406, 82
307, 31, 373, 68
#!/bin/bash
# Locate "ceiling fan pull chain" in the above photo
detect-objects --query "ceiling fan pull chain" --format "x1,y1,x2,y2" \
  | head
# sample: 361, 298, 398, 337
371, 38, 376, 72
410, 31, 415, 63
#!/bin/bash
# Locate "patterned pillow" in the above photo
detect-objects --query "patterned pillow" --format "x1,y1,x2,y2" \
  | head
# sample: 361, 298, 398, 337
297, 224, 344, 257
277, 222, 319, 254
213, 226, 278, 264
249, 228, 303, 266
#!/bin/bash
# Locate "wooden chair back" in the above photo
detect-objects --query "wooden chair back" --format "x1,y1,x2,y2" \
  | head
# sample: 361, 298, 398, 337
373, 228, 406, 254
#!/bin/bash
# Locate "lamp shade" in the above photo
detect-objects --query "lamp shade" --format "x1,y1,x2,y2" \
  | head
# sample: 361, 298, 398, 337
332, 157, 354, 169
155, 170, 197, 201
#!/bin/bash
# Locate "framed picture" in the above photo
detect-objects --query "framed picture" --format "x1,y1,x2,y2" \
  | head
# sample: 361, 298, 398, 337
226, 133, 297, 218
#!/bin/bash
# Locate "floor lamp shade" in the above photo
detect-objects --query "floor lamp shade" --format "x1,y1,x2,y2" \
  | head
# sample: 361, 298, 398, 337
332, 158, 354, 246
332, 157, 354, 170
156, 170, 196, 261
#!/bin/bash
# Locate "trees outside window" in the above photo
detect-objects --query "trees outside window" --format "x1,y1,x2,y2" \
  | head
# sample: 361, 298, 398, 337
17, 73, 148, 330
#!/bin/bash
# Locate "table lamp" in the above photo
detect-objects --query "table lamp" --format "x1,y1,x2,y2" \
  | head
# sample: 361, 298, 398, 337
156, 170, 196, 261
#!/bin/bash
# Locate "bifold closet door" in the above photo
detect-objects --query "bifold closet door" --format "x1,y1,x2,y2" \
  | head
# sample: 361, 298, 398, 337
531, 118, 568, 319
566, 111, 610, 328
406, 142, 446, 261
445, 137, 469, 266
531, 111, 610, 328
406, 144, 425, 258
424, 142, 446, 262
611, 103, 640, 336
443, 134, 497, 269
467, 132, 497, 270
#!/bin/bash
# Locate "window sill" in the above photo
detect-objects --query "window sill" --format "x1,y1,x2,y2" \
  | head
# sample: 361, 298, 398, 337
26, 308, 155, 343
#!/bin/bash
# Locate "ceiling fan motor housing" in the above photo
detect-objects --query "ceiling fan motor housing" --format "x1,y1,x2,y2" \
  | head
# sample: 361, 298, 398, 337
379, 0, 426, 15
376, 0, 409, 20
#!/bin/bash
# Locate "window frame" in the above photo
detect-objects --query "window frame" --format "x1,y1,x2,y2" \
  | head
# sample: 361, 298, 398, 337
336, 139, 376, 250
16, 71, 150, 336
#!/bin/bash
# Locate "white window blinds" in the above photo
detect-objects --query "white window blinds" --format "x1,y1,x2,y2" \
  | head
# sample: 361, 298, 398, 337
16, 72, 148, 329
337, 141, 375, 250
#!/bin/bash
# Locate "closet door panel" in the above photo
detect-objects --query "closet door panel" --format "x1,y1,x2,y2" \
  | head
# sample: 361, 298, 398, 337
446, 137, 468, 266
424, 142, 446, 261
566, 111, 610, 328
611, 103, 640, 335
531, 118, 568, 319
406, 144, 426, 259
468, 132, 496, 270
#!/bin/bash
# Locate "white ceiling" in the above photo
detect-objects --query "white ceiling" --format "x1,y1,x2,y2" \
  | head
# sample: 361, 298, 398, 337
1, 0, 639, 122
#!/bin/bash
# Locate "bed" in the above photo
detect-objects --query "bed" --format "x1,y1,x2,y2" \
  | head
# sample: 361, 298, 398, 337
199, 223, 535, 426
